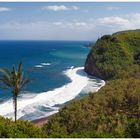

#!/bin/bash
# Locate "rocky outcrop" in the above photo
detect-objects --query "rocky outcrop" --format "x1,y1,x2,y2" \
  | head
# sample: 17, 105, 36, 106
84, 52, 103, 79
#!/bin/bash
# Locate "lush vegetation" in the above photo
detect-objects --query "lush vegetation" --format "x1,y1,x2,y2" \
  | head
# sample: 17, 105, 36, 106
1, 78, 139, 138
0, 30, 140, 138
85, 30, 140, 80
0, 116, 46, 138
42, 30, 140, 138
42, 78, 140, 138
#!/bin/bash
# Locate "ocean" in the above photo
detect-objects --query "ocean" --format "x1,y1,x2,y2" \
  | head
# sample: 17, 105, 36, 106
0, 41, 105, 120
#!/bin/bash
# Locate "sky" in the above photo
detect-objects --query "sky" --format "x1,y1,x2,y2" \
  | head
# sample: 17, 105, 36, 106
0, 2, 140, 40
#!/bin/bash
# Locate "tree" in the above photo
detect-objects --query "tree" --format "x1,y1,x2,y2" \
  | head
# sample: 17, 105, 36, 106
0, 63, 30, 122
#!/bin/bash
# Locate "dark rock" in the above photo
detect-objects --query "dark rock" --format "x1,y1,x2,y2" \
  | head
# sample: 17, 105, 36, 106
84, 52, 103, 79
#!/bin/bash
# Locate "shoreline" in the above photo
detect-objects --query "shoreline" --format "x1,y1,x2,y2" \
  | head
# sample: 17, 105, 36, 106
32, 80, 105, 127
32, 116, 50, 127
0, 67, 105, 121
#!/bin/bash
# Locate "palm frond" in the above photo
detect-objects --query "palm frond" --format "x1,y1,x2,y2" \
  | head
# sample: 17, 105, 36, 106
18, 62, 22, 74
20, 78, 30, 90
17, 62, 23, 84
0, 77, 12, 87
0, 63, 30, 92
12, 64, 17, 77
0, 68, 11, 80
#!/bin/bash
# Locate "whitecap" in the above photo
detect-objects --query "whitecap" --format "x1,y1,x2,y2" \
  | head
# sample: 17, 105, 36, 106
0, 67, 105, 121
35, 65, 44, 68
40, 63, 51, 66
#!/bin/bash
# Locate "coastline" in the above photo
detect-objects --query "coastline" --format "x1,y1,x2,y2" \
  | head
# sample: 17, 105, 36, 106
31, 69, 105, 127
0, 67, 105, 121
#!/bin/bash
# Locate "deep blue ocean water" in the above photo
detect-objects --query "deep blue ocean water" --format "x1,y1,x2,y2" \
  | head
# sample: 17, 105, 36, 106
0, 41, 90, 102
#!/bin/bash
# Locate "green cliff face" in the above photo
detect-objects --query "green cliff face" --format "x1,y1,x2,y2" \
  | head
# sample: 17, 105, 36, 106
85, 30, 140, 80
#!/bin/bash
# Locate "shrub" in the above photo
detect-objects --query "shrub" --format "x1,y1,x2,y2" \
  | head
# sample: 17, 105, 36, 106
0, 116, 47, 138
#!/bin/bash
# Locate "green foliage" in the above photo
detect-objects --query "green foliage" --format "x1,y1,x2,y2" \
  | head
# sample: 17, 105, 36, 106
0, 116, 47, 138
85, 30, 140, 80
43, 78, 140, 138
42, 30, 140, 138
125, 119, 140, 138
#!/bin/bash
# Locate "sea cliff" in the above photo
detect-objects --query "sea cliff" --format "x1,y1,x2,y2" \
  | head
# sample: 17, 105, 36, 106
85, 30, 140, 80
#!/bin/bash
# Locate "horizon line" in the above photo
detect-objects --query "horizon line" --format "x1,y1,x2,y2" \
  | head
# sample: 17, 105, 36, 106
0, 39, 94, 42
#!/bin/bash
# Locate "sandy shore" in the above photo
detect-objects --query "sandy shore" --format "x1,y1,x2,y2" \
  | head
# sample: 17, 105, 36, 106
32, 116, 50, 127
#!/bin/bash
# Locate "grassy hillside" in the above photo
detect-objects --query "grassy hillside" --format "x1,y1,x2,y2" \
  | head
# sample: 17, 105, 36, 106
85, 30, 140, 80
42, 78, 140, 138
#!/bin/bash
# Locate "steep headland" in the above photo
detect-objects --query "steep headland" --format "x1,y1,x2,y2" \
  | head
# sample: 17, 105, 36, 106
85, 30, 140, 80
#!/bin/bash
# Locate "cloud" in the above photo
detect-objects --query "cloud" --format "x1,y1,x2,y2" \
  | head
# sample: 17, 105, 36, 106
75, 22, 87, 26
0, 21, 94, 40
0, 13, 140, 40
94, 13, 140, 37
98, 16, 131, 27
71, 6, 79, 10
42, 5, 79, 11
106, 6, 121, 10
53, 22, 62, 25
0, 7, 12, 12
43, 5, 68, 11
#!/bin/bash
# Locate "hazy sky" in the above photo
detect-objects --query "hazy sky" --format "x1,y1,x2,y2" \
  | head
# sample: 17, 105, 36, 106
0, 2, 140, 40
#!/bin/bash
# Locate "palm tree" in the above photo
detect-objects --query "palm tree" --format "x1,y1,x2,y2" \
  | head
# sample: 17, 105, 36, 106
0, 63, 30, 122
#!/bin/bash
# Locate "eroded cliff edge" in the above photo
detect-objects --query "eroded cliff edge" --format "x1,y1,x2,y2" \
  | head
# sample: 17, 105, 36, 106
84, 30, 140, 80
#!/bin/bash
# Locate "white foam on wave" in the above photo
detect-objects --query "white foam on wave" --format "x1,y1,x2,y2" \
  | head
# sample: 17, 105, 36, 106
41, 63, 51, 66
0, 67, 105, 121
34, 63, 51, 68
35, 65, 44, 68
